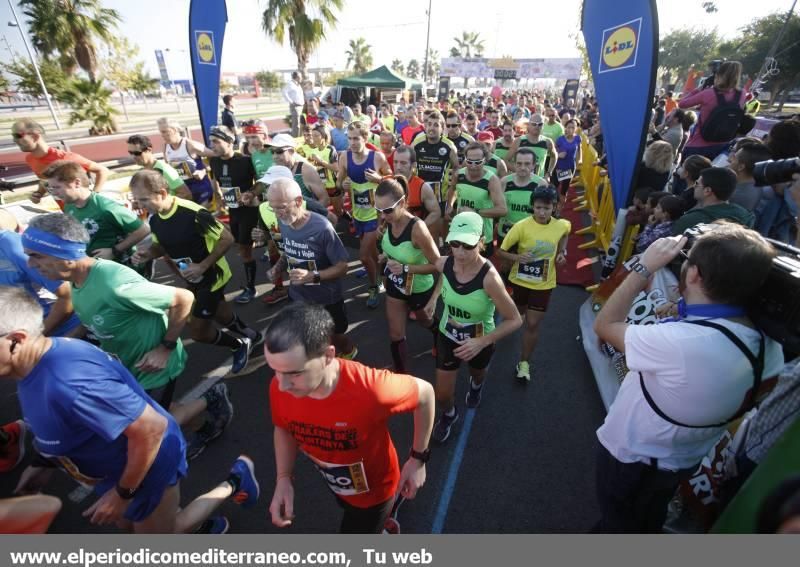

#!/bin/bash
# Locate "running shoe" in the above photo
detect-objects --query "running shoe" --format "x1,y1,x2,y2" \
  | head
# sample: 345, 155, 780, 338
366, 286, 380, 309
231, 337, 252, 374
196, 515, 230, 534
261, 286, 288, 305
516, 361, 531, 382
432, 409, 459, 444
186, 421, 216, 461
203, 382, 234, 432
230, 455, 260, 508
465, 379, 483, 409
234, 287, 256, 304
0, 420, 26, 472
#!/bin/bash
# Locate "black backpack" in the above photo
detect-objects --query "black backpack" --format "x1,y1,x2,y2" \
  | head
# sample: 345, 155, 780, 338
699, 89, 744, 143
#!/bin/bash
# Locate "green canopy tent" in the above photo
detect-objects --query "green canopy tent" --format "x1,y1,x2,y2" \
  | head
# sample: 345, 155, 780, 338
337, 65, 423, 91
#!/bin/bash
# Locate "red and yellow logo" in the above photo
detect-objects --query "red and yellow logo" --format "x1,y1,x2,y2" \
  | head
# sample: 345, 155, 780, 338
195, 31, 216, 65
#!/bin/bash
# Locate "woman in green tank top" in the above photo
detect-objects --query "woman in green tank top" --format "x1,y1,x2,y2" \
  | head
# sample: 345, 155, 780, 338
429, 211, 522, 444
375, 177, 441, 373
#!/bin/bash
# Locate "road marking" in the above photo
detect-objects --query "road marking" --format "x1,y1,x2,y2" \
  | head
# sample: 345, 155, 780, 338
431, 408, 476, 534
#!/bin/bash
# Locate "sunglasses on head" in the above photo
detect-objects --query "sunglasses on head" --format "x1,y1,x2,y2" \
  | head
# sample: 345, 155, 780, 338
449, 240, 478, 250
376, 195, 404, 215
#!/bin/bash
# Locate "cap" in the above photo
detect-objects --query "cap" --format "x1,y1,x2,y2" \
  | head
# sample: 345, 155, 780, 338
267, 133, 297, 148
242, 121, 268, 135
332, 110, 345, 120
318, 111, 329, 120
476, 131, 495, 142
257, 165, 294, 186
446, 211, 484, 246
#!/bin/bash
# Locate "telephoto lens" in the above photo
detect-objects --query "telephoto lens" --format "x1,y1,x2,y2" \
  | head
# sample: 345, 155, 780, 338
752, 157, 800, 187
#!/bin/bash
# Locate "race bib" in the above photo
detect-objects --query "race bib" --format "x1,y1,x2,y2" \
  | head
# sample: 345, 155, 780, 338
556, 169, 573, 182
516, 259, 548, 283
288, 256, 319, 285
310, 457, 370, 496
353, 188, 375, 209
443, 316, 483, 343
384, 264, 414, 295
170, 160, 195, 181
222, 186, 241, 209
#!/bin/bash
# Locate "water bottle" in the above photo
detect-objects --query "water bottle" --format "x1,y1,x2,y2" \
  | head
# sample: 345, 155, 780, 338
177, 260, 203, 283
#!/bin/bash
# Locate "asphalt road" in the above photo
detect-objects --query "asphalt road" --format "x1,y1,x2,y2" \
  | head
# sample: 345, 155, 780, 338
0, 224, 605, 534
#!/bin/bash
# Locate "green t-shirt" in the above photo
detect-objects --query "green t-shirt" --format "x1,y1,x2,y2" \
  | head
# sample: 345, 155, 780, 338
71, 259, 187, 390
542, 122, 565, 144
250, 150, 274, 179
64, 193, 144, 261
153, 160, 186, 194
438, 257, 495, 342
499, 174, 548, 238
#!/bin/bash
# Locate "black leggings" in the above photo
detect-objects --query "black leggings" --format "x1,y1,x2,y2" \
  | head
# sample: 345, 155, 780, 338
336, 496, 394, 534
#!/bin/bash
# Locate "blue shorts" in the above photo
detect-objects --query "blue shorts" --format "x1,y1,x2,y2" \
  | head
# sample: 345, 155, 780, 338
354, 218, 378, 237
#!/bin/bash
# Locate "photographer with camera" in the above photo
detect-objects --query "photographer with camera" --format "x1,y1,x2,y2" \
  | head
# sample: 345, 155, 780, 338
753, 119, 800, 243
592, 224, 785, 532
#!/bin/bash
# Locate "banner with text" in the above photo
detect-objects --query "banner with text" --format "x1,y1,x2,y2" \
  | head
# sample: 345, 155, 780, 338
189, 0, 228, 144
581, 0, 658, 209
440, 58, 582, 80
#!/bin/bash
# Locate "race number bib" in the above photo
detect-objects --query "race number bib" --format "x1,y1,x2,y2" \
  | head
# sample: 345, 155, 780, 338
310, 457, 370, 496
516, 259, 548, 283
443, 317, 484, 343
384, 264, 415, 295
353, 188, 375, 209
222, 186, 241, 209
170, 160, 195, 181
556, 169, 573, 182
288, 257, 319, 285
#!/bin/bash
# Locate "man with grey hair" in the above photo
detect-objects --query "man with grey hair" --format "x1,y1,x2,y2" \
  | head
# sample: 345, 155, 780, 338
22, 212, 232, 460
2, 286, 261, 533
506, 113, 558, 179
266, 178, 357, 359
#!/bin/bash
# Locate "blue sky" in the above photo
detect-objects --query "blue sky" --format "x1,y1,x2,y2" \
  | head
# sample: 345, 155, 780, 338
1, 0, 795, 81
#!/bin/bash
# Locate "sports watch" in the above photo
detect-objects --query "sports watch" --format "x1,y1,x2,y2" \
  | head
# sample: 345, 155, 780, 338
629, 257, 652, 280
409, 447, 431, 463
115, 483, 139, 500
160, 339, 178, 350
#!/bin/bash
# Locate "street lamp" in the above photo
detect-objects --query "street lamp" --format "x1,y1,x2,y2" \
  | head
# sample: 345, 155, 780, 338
7, 0, 61, 129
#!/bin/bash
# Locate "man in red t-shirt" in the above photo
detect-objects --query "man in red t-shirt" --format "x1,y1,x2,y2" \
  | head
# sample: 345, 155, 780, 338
12, 119, 109, 203
266, 303, 435, 533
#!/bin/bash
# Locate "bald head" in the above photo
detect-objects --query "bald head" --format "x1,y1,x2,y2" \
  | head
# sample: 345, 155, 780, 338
267, 178, 302, 201
0, 209, 19, 232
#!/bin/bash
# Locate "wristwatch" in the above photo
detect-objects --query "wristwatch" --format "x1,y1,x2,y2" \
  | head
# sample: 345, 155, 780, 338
115, 483, 139, 500
403, 264, 410, 274
409, 447, 431, 463
629, 257, 652, 280
160, 339, 178, 350
312, 270, 321, 284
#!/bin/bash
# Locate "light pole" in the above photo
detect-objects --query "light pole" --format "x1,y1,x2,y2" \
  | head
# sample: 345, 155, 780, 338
423, 0, 432, 88
7, 0, 61, 129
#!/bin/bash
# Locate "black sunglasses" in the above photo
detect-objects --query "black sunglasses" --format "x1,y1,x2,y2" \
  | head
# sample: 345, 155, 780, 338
271, 148, 289, 155
12, 132, 27, 139
446, 123, 460, 128
449, 240, 478, 250
128, 150, 144, 156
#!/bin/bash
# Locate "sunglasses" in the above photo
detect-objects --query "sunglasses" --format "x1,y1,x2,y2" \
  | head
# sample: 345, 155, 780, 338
465, 158, 485, 166
446, 123, 460, 128
531, 122, 544, 126
376, 196, 404, 215
128, 150, 145, 156
271, 148, 289, 155
449, 240, 478, 250
12, 132, 28, 139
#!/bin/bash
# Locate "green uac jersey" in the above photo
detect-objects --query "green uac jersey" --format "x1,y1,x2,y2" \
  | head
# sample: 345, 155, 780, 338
455, 168, 496, 242
71, 259, 187, 390
438, 257, 495, 342
485, 153, 504, 177
250, 150, 274, 179
498, 174, 548, 238
518, 136, 551, 178
64, 193, 144, 261
494, 138, 514, 162
380, 217, 434, 295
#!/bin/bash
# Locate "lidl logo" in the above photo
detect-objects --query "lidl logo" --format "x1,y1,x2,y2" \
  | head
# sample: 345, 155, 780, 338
598, 18, 641, 74
195, 31, 216, 66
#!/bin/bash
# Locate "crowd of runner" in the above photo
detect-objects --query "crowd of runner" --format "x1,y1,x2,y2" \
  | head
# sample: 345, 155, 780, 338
2, 62, 800, 534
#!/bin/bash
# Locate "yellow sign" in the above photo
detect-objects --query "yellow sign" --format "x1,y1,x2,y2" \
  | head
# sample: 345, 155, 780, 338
488, 57, 518, 70
601, 26, 637, 70
195, 31, 216, 65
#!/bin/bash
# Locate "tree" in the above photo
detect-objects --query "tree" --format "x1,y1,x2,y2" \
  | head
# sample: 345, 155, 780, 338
0, 72, 8, 92
406, 59, 420, 79
2, 57, 69, 99
129, 66, 159, 96
451, 31, 485, 58
345, 37, 373, 74
59, 77, 119, 135
261, 0, 343, 79
391, 59, 404, 75
424, 49, 440, 81
20, 0, 122, 82
255, 70, 281, 90
658, 27, 720, 86
702, 2, 718, 13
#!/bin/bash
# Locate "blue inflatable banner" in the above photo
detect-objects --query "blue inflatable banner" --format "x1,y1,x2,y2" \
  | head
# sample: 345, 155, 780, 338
189, 0, 228, 145
581, 0, 658, 208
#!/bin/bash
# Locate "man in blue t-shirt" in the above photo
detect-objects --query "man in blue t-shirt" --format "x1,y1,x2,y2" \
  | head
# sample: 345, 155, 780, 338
0, 210, 79, 336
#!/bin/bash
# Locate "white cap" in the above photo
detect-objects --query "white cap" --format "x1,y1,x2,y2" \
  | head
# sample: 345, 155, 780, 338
266, 133, 297, 148
257, 165, 294, 185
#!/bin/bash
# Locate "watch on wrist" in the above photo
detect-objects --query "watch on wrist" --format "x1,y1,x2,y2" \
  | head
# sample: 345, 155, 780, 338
409, 447, 431, 463
115, 483, 138, 500
160, 339, 178, 350
630, 257, 652, 280
403, 264, 410, 274
312, 270, 321, 284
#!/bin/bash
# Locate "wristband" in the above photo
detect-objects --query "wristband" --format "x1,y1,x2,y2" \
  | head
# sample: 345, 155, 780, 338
160, 339, 178, 350
115, 483, 139, 500
409, 448, 431, 463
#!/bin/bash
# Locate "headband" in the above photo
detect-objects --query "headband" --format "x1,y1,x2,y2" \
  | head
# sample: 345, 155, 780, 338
242, 124, 266, 135
209, 128, 234, 144
22, 226, 87, 260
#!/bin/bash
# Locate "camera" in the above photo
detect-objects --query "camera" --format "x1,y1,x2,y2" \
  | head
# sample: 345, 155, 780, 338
752, 158, 800, 187
700, 59, 725, 89
682, 223, 800, 355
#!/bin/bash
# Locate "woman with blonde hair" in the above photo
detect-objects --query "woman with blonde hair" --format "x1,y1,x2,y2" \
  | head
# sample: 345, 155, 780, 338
634, 140, 674, 192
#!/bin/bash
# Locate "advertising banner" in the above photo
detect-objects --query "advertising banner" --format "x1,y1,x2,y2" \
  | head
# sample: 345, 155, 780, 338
440, 58, 582, 80
189, 0, 228, 144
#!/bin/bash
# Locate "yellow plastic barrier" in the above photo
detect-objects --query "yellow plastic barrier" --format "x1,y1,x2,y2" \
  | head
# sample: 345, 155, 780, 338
619, 223, 641, 264
578, 177, 615, 252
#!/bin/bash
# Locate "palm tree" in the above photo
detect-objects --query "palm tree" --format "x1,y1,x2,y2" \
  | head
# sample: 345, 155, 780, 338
345, 38, 373, 74
391, 59, 405, 75
424, 49, 440, 81
406, 59, 420, 79
451, 31, 485, 59
261, 0, 343, 79
59, 77, 119, 135
20, 0, 121, 82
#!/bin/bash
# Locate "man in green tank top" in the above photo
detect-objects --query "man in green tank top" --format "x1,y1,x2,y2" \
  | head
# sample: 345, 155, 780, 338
498, 148, 548, 240
475, 131, 508, 179
507, 114, 557, 179
494, 121, 516, 163
268, 134, 330, 208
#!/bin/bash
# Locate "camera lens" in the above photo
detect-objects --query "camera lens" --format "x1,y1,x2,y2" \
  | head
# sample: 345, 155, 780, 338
752, 158, 800, 187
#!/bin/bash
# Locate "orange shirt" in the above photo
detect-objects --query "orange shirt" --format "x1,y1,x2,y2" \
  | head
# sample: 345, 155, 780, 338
25, 147, 94, 178
270, 359, 419, 508
664, 98, 677, 115
401, 125, 425, 146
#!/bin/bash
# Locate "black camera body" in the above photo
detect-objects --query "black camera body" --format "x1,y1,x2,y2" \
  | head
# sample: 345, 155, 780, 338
682, 223, 800, 355
753, 158, 800, 187
700, 59, 725, 90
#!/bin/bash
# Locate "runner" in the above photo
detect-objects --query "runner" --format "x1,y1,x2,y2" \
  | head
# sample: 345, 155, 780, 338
400, 109, 425, 146
379, 130, 397, 171
129, 170, 260, 374
375, 177, 441, 372
266, 302, 434, 533
475, 131, 509, 179
330, 111, 350, 152
445, 142, 507, 258
127, 135, 192, 201
483, 108, 504, 140
21, 213, 233, 460
497, 186, 569, 382
507, 113, 558, 179
3, 287, 260, 533
296, 124, 315, 159
494, 120, 516, 163
541, 108, 565, 143
265, 178, 358, 358
430, 212, 521, 443
307, 124, 342, 216
240, 119, 274, 178
268, 133, 331, 207
553, 119, 582, 214
391, 145, 441, 230
207, 125, 262, 303
157, 117, 215, 206
497, 149, 548, 243
337, 122, 392, 309
464, 112, 480, 138
445, 111, 475, 164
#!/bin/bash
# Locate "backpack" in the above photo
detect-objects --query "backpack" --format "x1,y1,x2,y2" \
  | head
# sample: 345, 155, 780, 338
699, 89, 744, 143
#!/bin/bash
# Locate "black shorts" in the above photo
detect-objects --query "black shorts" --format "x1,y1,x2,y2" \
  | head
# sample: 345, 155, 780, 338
290, 297, 349, 335
435, 331, 495, 371
145, 378, 178, 409
510, 283, 553, 312
191, 282, 227, 319
335, 496, 394, 534
384, 278, 435, 311
228, 207, 259, 245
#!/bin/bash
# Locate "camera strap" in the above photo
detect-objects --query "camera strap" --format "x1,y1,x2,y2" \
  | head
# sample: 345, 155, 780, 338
638, 319, 765, 429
